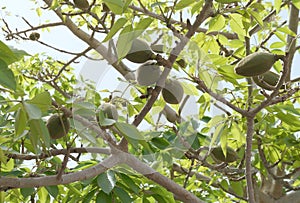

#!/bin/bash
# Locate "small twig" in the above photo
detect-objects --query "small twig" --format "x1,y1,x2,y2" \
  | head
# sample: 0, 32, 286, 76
56, 146, 71, 180
183, 158, 195, 188
52, 47, 92, 81
37, 40, 81, 55
178, 95, 190, 116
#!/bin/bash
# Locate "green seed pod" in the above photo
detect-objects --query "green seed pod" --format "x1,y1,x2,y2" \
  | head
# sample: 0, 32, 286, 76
252, 71, 281, 90
99, 103, 118, 120
162, 79, 184, 104
162, 106, 181, 123
73, 0, 89, 10
125, 39, 156, 63
46, 114, 70, 139
211, 146, 238, 163
136, 62, 161, 86
29, 32, 40, 41
150, 44, 164, 53
235, 52, 278, 77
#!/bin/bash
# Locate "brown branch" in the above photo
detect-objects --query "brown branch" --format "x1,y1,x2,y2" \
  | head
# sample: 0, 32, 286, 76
285, 4, 299, 81
195, 78, 248, 116
6, 147, 110, 160
36, 40, 81, 55
249, 1, 288, 36
0, 154, 121, 190
52, 47, 92, 81
56, 146, 71, 180
245, 116, 255, 203
255, 21, 287, 52
6, 21, 63, 38
124, 153, 204, 203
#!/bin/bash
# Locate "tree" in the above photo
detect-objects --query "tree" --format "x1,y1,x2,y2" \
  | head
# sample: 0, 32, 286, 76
0, 0, 300, 202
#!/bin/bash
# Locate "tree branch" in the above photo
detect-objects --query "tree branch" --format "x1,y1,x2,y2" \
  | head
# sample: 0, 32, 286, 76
0, 154, 120, 190
245, 116, 256, 203
124, 153, 204, 203
6, 147, 111, 160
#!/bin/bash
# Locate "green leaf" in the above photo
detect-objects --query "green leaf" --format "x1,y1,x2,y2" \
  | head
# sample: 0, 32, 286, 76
103, 0, 124, 14
270, 41, 285, 49
181, 81, 199, 96
28, 119, 51, 149
277, 26, 297, 37
83, 189, 97, 203
98, 109, 116, 127
220, 127, 229, 156
50, 0, 60, 9
230, 181, 244, 197
0, 148, 7, 164
36, 7, 42, 17
208, 14, 225, 32
134, 18, 153, 31
113, 187, 132, 203
123, 0, 133, 11
116, 25, 134, 60
115, 122, 144, 140
247, 9, 263, 27
20, 188, 35, 198
229, 14, 247, 37
220, 179, 229, 190
292, 0, 300, 9
275, 0, 282, 13
96, 191, 112, 203
152, 194, 168, 203
15, 107, 28, 136
0, 59, 16, 91
27, 91, 51, 113
45, 186, 59, 199
97, 172, 116, 194
149, 187, 175, 202
151, 137, 170, 150
275, 112, 300, 128
9, 47, 30, 61
23, 102, 42, 120
0, 41, 18, 65
117, 174, 140, 194
103, 18, 127, 42
174, 0, 194, 10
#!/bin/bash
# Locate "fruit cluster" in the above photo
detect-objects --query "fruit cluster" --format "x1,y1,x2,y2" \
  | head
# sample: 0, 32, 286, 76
234, 52, 284, 90
126, 39, 184, 105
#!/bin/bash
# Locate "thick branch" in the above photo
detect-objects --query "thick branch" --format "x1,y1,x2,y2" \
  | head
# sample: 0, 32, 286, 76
124, 154, 204, 203
0, 155, 120, 190
245, 116, 256, 203
6, 147, 111, 160
286, 4, 299, 81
